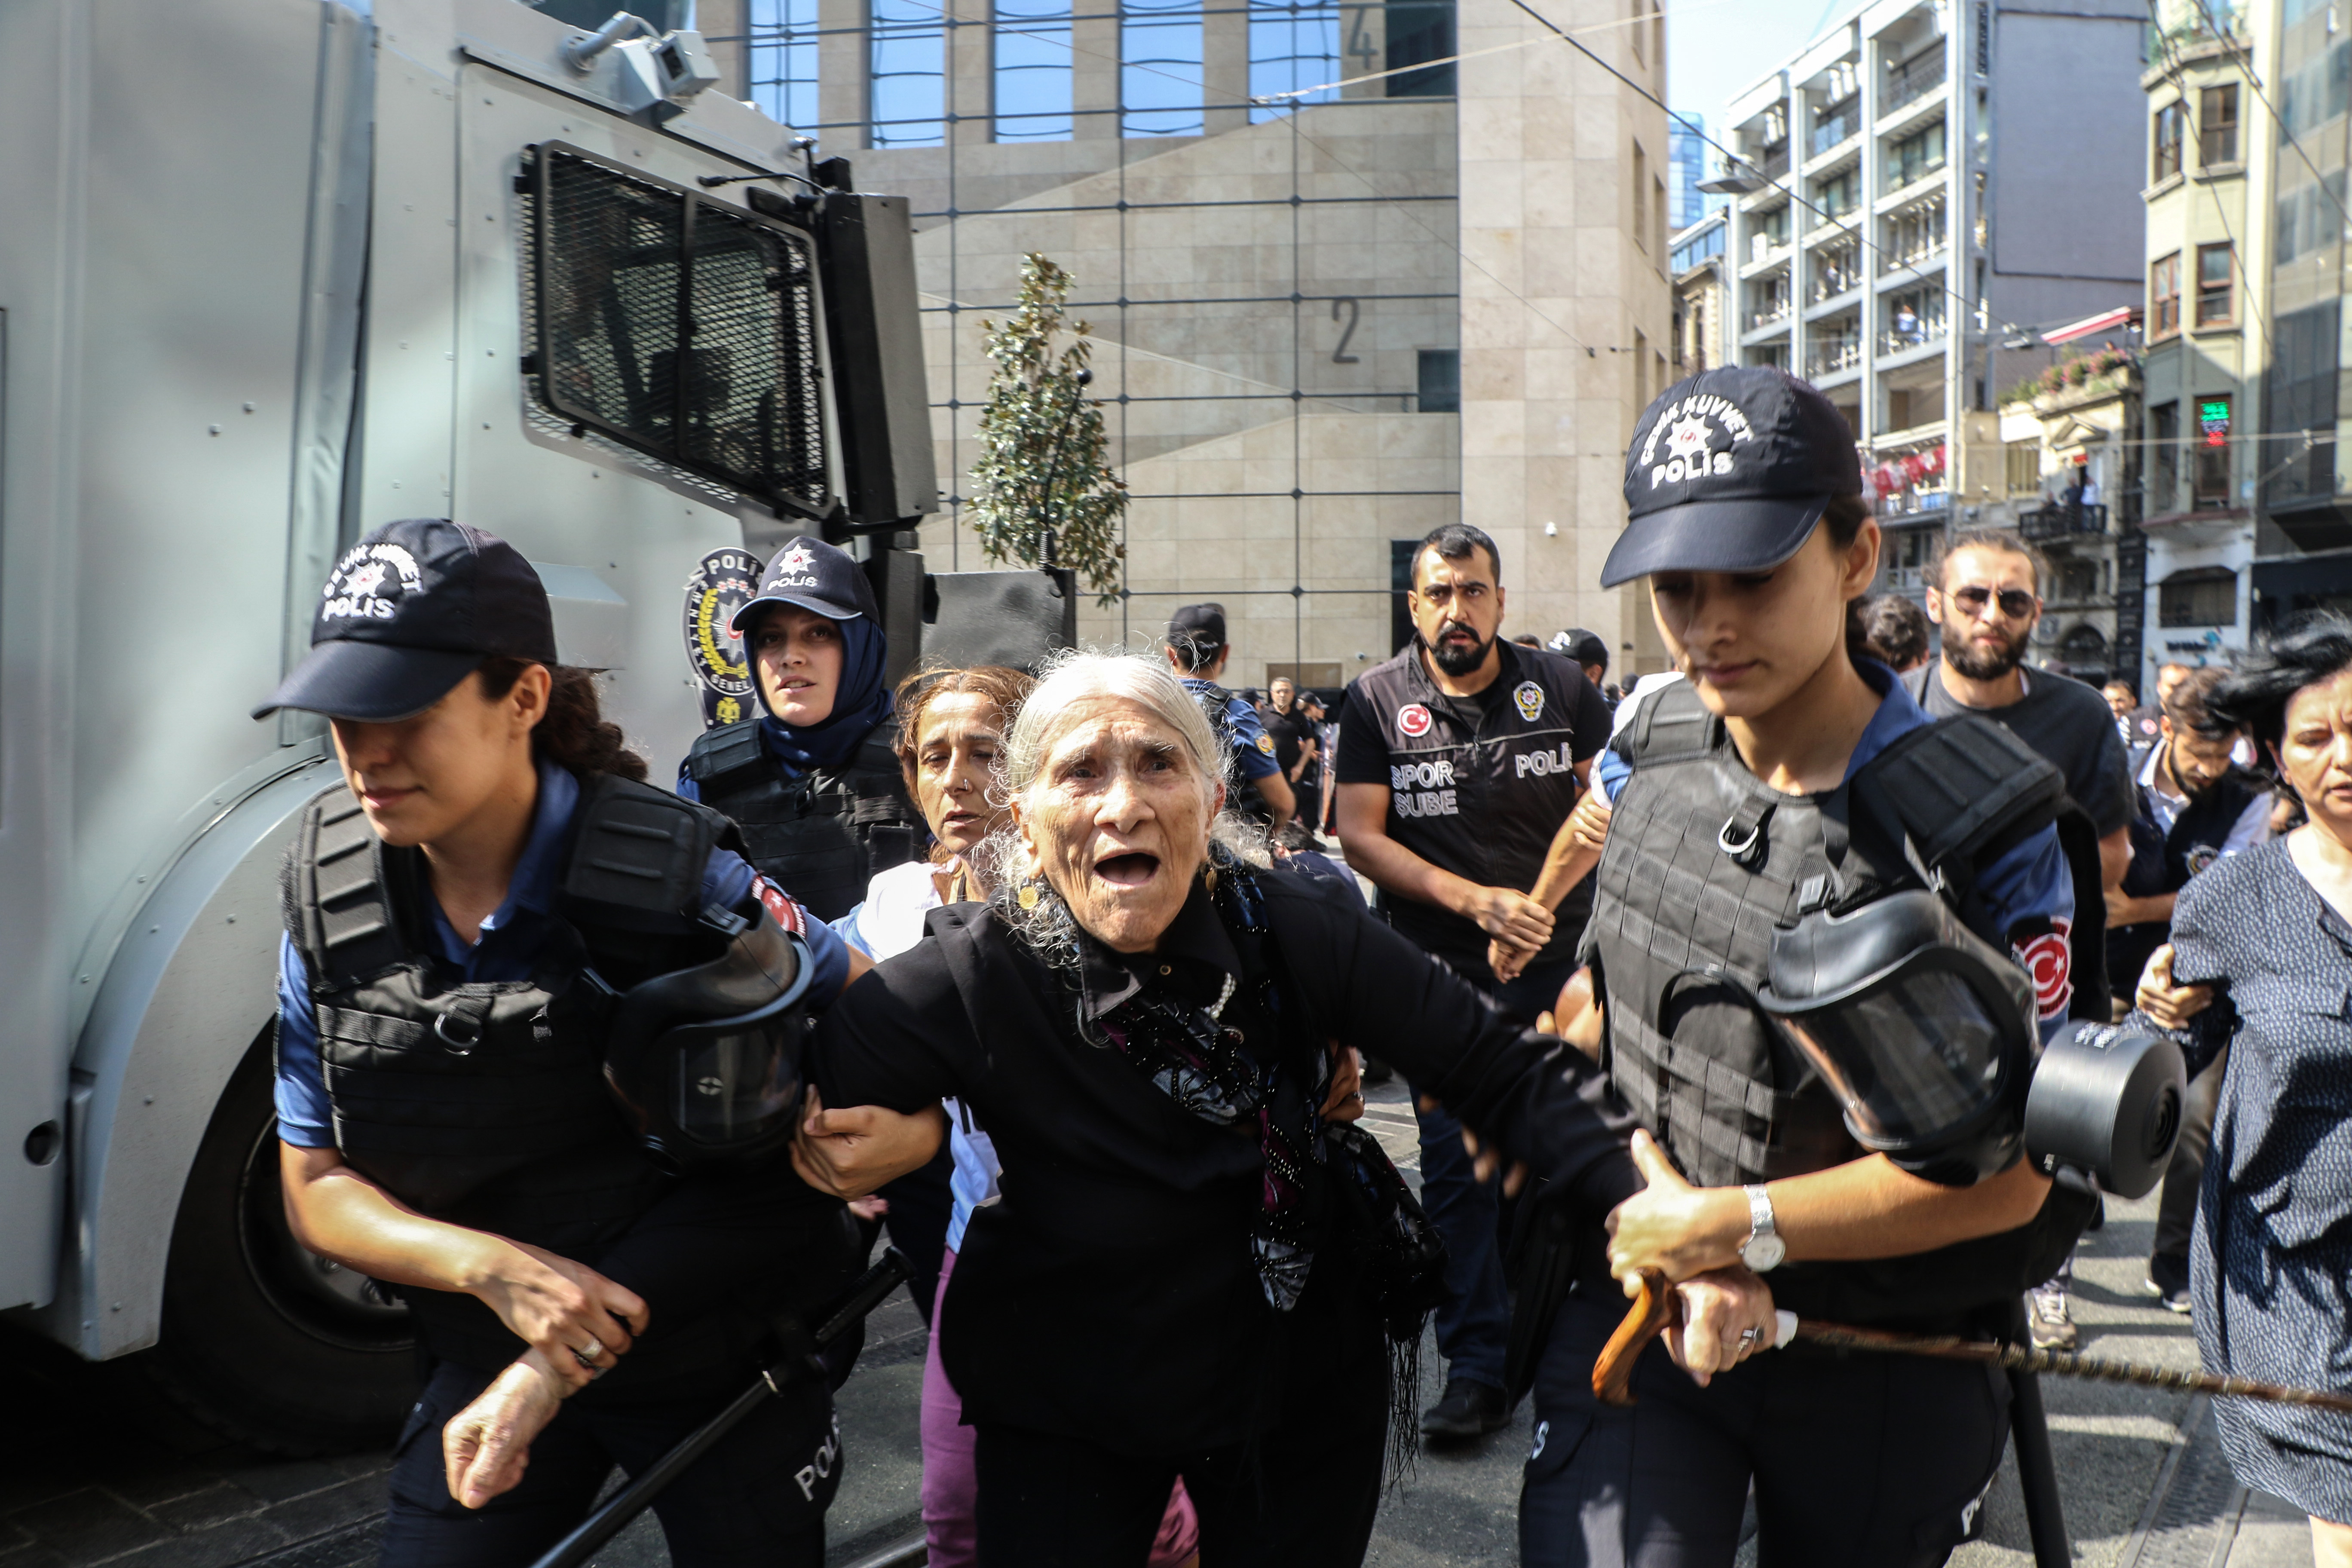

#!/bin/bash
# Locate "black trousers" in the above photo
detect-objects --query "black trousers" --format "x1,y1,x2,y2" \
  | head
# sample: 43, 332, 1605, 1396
1520, 1295, 2009, 1568
380, 1360, 837, 1568
970, 1358, 1388, 1568
2153, 1045, 2229, 1266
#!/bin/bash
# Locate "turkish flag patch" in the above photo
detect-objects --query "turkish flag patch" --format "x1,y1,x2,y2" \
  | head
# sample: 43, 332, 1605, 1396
752, 874, 808, 937
2010, 916, 2073, 1020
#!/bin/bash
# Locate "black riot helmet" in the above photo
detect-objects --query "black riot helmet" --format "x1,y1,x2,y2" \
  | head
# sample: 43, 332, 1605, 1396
1756, 889, 2037, 1187
601, 910, 816, 1173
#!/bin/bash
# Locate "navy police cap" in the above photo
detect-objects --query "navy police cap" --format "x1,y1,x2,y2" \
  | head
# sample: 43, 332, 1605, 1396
1600, 367, 1863, 588
253, 518, 557, 723
728, 535, 879, 634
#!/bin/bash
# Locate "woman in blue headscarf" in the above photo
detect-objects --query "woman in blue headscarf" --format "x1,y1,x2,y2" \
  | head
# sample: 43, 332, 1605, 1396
678, 535, 925, 924
677, 534, 952, 1320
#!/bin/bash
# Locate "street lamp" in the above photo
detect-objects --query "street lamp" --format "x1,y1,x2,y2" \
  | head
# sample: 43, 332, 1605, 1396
1697, 162, 1770, 196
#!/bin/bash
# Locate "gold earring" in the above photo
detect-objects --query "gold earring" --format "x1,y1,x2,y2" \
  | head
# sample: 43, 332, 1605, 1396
1017, 881, 1041, 910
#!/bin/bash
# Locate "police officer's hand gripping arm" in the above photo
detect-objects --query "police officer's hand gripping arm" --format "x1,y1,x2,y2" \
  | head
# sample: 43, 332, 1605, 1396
1336, 783, 1556, 950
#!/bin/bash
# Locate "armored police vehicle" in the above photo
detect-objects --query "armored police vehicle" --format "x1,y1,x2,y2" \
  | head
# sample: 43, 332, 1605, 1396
0, 0, 940, 1450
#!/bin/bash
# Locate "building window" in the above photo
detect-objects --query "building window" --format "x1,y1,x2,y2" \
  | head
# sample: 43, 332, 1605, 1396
2195, 394, 2232, 502
1655, 175, 1669, 263
2153, 100, 2184, 182
1384, 0, 1455, 96
2195, 242, 2234, 327
1886, 121, 1945, 189
2199, 84, 2239, 166
1632, 143, 1649, 250
2150, 401, 2180, 513
2159, 567, 2237, 627
2006, 440, 2040, 496
1417, 349, 1459, 413
2151, 251, 2181, 338
1883, 525, 1937, 589
747, 0, 820, 133
1122, 0, 1204, 136
995, 0, 1075, 141
1816, 165, 1860, 218
870, 0, 946, 147
1246, 0, 1341, 123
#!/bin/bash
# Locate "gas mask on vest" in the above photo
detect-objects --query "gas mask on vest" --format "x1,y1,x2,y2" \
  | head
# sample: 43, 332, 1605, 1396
600, 911, 816, 1173
1756, 890, 2035, 1187
1755, 888, 2185, 1194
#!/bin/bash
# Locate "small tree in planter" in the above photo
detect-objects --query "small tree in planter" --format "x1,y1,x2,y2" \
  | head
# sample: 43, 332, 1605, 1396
967, 254, 1128, 606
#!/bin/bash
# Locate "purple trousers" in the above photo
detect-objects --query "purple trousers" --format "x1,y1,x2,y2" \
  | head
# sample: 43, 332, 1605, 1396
922, 1247, 1200, 1567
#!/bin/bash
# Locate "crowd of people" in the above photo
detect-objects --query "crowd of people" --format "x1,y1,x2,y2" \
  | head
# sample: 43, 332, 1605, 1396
246, 361, 2352, 1568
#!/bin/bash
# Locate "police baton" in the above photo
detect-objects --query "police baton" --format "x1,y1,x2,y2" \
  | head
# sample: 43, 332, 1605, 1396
529, 1247, 913, 1568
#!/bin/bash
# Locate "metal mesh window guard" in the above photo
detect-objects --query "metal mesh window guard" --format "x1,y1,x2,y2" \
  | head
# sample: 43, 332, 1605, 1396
528, 144, 831, 518
996, 0, 1076, 140
747, 0, 822, 133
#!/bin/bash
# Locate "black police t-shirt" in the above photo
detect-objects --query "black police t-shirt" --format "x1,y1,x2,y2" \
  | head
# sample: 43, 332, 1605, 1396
1907, 665, 2136, 837
1260, 706, 1310, 774
1335, 640, 1611, 974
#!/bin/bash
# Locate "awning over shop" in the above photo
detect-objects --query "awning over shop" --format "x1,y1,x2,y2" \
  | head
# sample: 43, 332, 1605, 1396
2043, 306, 2137, 345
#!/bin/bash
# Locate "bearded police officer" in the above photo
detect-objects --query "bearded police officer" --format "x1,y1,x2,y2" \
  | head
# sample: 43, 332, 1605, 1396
1516, 368, 2094, 1567
679, 536, 926, 924
1332, 522, 1612, 1439
1165, 602, 1297, 827
257, 520, 945, 1567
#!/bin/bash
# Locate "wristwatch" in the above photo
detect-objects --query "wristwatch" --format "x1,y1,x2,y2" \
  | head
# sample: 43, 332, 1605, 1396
1740, 1184, 1785, 1273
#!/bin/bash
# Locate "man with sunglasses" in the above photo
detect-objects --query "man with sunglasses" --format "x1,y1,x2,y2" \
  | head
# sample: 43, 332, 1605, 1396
1903, 528, 2135, 1351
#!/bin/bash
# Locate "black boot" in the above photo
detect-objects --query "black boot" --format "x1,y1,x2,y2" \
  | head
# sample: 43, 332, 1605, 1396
1419, 1377, 1509, 1442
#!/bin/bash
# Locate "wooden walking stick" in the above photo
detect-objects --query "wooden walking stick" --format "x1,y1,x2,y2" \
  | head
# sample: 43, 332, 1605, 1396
1593, 1268, 2352, 1417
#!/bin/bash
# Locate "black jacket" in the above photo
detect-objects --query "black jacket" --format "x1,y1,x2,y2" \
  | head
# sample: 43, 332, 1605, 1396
809, 870, 1638, 1452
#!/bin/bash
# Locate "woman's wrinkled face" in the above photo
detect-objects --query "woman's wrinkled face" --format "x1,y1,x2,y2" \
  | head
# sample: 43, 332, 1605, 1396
2278, 666, 2352, 838
911, 692, 1009, 859
329, 667, 548, 848
751, 605, 845, 727
1013, 697, 1222, 953
1647, 519, 1880, 720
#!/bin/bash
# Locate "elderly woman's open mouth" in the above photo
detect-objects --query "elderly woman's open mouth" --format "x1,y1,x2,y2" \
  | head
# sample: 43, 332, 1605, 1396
1094, 849, 1163, 888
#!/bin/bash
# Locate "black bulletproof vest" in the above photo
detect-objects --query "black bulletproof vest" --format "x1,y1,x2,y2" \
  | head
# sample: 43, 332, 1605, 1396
682, 718, 921, 923
2110, 756, 2268, 995
1584, 681, 2090, 1326
282, 774, 730, 1369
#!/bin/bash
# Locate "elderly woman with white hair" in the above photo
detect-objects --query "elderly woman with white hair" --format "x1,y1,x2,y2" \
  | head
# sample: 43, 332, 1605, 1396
809, 651, 1640, 1566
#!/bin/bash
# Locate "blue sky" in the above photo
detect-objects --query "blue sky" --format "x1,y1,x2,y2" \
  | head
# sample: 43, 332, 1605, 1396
1667, 0, 1845, 134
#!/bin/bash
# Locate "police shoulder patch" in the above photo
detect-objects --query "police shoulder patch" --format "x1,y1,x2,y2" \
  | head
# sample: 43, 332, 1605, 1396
1255, 732, 1277, 756
1513, 680, 1545, 723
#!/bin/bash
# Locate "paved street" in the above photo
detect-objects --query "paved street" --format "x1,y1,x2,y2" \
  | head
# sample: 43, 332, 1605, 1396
0, 1081, 2319, 1568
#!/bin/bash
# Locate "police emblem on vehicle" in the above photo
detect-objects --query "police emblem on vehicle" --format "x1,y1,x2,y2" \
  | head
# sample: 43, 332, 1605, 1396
1513, 681, 1544, 723
1397, 703, 1433, 738
683, 547, 764, 730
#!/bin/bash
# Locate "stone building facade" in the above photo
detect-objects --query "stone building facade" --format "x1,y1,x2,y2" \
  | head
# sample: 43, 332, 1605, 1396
697, 0, 1672, 682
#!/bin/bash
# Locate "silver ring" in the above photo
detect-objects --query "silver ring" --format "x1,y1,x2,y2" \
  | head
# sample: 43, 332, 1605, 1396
1738, 1326, 1762, 1346
573, 1341, 605, 1369
1344, 1090, 1365, 1102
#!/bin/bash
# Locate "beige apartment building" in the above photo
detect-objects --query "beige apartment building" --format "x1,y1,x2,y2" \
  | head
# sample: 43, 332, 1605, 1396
689, 0, 1673, 682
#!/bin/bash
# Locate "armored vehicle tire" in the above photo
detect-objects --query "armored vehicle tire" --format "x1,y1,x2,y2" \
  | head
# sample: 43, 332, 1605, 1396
141, 1035, 419, 1455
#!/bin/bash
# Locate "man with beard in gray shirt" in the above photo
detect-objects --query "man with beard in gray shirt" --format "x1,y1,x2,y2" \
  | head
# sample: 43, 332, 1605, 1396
1901, 527, 2135, 1351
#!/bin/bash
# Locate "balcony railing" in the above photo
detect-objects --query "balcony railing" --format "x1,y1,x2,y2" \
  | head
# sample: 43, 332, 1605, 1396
1812, 271, 1861, 303
1747, 232, 1790, 266
1810, 340, 1863, 377
2020, 502, 2110, 540
1883, 238, 1945, 273
1883, 54, 1945, 115
1880, 317, 1946, 355
1754, 148, 1791, 182
1810, 106, 1859, 157
1749, 304, 1793, 330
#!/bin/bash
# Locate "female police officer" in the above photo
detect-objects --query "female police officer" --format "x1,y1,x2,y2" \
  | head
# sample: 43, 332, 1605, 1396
254, 519, 943, 1568
678, 534, 925, 922
1514, 369, 2095, 1567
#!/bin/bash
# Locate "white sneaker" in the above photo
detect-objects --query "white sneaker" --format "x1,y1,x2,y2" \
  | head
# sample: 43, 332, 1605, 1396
2028, 1288, 2078, 1352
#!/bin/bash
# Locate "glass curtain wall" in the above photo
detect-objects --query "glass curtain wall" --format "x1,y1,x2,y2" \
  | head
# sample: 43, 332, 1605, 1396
741, 0, 1463, 667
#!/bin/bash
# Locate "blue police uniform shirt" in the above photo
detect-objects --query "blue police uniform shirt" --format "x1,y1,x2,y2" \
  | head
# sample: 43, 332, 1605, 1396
275, 759, 851, 1147
1179, 676, 1282, 782
1595, 659, 2079, 1036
